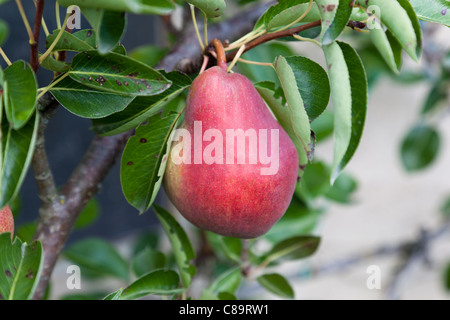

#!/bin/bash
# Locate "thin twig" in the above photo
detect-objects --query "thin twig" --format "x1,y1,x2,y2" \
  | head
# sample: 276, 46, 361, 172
226, 20, 321, 62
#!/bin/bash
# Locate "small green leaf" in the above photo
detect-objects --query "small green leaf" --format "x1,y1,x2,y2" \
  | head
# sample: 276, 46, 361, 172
59, 0, 175, 15
323, 41, 367, 183
46, 29, 96, 52
207, 267, 242, 295
264, 236, 321, 264
316, 0, 353, 45
257, 273, 294, 299
0, 19, 9, 46
50, 76, 135, 119
361, 0, 420, 61
64, 238, 129, 281
103, 288, 124, 300
370, 21, 401, 73
0, 234, 44, 300
410, 0, 450, 27
421, 81, 448, 115
74, 198, 100, 229
97, 10, 127, 54
39, 54, 70, 73
220, 237, 242, 263
69, 51, 172, 97
262, 0, 320, 31
132, 248, 166, 278
121, 101, 184, 213
153, 205, 196, 288
3, 61, 37, 129
185, 0, 226, 18
120, 270, 184, 300
91, 71, 191, 136
400, 125, 440, 172
265, 196, 321, 243
0, 112, 39, 208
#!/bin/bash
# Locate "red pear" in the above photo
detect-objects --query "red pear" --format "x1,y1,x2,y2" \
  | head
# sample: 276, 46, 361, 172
164, 66, 299, 238
0, 205, 14, 240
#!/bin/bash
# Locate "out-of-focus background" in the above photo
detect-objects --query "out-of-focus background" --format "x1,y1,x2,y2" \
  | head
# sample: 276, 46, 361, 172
1, 1, 449, 300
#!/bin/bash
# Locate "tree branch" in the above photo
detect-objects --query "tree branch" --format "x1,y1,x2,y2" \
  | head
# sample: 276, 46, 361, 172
31, 1, 273, 300
30, 0, 45, 72
225, 20, 322, 62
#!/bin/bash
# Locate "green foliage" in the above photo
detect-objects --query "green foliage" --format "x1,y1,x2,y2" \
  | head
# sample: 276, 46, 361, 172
0, 112, 39, 208
0, 19, 9, 46
64, 238, 130, 281
257, 273, 295, 299
3, 61, 37, 129
154, 204, 196, 288
410, 0, 450, 27
186, 0, 226, 18
0, 233, 44, 300
58, 0, 175, 15
323, 41, 367, 183
400, 125, 440, 172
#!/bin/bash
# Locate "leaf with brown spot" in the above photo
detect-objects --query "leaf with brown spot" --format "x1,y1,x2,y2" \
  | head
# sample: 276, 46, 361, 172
0, 233, 44, 300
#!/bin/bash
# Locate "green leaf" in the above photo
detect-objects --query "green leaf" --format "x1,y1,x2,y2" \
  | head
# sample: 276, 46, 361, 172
264, 236, 321, 264
91, 71, 191, 136
325, 171, 357, 203
50, 76, 135, 119
120, 270, 184, 300
257, 273, 294, 299
400, 124, 440, 172
220, 237, 242, 263
46, 29, 96, 52
3, 61, 37, 129
132, 248, 166, 278
261, 0, 320, 31
64, 238, 129, 281
69, 51, 172, 97
272, 56, 312, 166
0, 233, 44, 300
121, 102, 184, 213
265, 196, 321, 243
15, 222, 37, 244
316, 0, 353, 45
209, 267, 242, 295
370, 22, 401, 73
103, 288, 124, 300
323, 41, 367, 183
59, 0, 175, 15
421, 81, 448, 115
0, 19, 9, 46
97, 10, 127, 54
132, 231, 159, 256
410, 0, 450, 27
361, 0, 420, 61
74, 198, 100, 229
130, 45, 169, 68
0, 112, 39, 208
39, 54, 70, 73
185, 0, 226, 18
153, 205, 196, 288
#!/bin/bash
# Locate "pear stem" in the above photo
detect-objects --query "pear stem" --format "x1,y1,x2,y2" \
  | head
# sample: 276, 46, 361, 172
211, 39, 227, 71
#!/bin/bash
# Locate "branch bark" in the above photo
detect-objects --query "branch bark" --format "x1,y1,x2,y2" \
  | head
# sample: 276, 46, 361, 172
30, 0, 45, 72
31, 1, 273, 299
